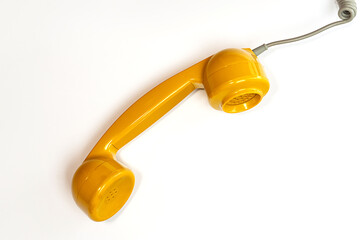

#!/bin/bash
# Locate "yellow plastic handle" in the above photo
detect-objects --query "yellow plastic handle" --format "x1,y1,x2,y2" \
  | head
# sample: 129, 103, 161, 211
87, 57, 211, 160
72, 57, 210, 221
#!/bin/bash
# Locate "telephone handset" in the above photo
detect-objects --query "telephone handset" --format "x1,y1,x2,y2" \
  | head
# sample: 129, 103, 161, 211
72, 0, 356, 221
72, 49, 269, 221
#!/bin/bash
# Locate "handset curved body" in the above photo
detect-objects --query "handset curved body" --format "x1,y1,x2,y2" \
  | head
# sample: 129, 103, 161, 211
72, 48, 270, 221
88, 57, 210, 161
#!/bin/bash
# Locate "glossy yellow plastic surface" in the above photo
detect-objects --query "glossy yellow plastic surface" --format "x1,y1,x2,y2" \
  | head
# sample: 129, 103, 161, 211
72, 48, 269, 221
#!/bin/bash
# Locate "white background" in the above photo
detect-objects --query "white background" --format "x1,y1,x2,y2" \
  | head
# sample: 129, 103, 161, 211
1, 0, 359, 239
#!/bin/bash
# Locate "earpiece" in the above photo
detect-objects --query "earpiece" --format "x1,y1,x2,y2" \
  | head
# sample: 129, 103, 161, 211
72, 0, 356, 221
72, 48, 269, 221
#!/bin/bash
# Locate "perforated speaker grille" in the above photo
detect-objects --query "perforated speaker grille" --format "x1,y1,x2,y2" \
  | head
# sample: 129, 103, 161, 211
227, 93, 257, 105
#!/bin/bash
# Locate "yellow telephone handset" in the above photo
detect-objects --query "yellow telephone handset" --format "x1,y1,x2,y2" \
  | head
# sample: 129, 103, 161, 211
72, 48, 270, 221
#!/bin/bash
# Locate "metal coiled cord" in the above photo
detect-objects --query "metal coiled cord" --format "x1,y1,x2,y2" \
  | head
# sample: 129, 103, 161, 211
253, 0, 357, 56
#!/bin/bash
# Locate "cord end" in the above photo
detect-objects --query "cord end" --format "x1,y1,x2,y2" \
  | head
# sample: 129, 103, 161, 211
252, 44, 268, 56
